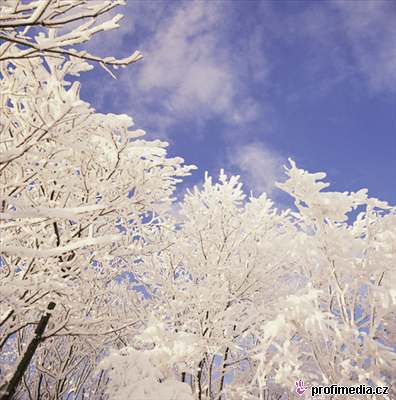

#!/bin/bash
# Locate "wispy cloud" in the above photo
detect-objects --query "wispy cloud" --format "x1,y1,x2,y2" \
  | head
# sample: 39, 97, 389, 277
333, 0, 396, 94
228, 142, 284, 196
288, 0, 396, 96
133, 1, 264, 132
86, 1, 264, 136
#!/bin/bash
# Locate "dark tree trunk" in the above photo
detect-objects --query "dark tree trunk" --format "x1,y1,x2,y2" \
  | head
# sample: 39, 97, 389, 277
217, 346, 229, 400
1, 302, 56, 400
197, 358, 205, 400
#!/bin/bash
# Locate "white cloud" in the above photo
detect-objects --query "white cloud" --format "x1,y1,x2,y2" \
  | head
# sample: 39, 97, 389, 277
132, 1, 255, 125
228, 142, 284, 196
85, 1, 264, 135
334, 0, 396, 93
263, 0, 396, 98
301, 0, 396, 95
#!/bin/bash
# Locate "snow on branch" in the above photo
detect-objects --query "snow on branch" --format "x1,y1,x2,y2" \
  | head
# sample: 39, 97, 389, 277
0, 0, 143, 67
1, 234, 122, 257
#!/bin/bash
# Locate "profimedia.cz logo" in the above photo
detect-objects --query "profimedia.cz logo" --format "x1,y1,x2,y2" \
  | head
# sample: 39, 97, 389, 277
295, 379, 390, 397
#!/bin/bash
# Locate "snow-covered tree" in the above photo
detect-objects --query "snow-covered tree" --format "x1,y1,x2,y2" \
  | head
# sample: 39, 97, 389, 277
128, 171, 297, 399
102, 164, 395, 400
250, 161, 396, 399
0, 1, 193, 398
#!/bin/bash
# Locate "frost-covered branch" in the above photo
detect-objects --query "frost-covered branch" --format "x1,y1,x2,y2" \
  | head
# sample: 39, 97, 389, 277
0, 0, 143, 67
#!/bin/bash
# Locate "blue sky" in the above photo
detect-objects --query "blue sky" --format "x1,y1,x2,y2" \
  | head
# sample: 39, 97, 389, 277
80, 0, 396, 207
